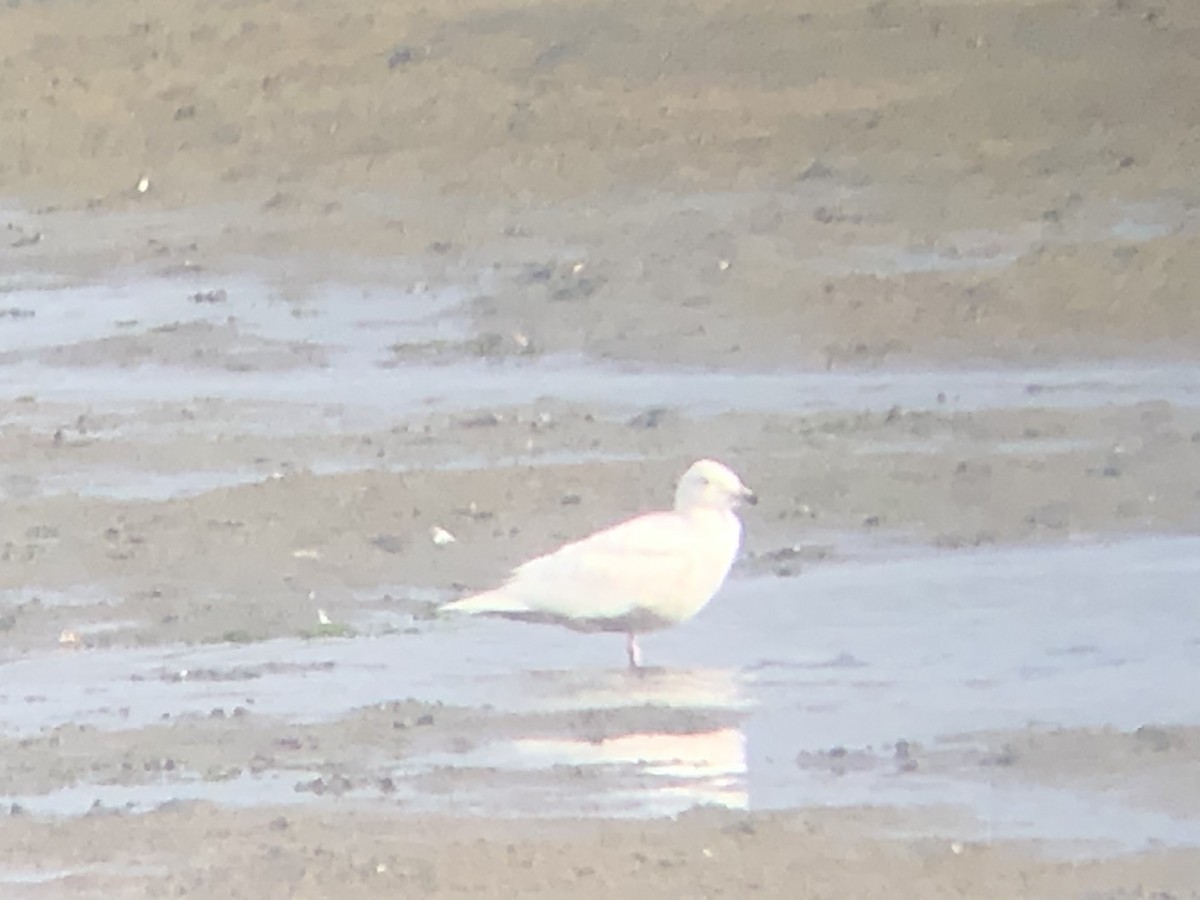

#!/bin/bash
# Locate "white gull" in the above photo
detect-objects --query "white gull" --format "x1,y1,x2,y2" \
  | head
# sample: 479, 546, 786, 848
440, 459, 756, 667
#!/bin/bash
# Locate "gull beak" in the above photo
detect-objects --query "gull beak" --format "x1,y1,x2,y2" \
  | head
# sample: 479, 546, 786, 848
741, 485, 758, 506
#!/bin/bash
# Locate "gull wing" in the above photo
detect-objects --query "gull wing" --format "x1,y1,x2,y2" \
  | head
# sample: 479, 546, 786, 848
446, 511, 703, 630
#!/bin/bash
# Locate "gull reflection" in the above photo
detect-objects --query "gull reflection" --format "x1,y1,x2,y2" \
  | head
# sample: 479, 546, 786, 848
506, 727, 747, 815
407, 666, 752, 817
518, 664, 751, 713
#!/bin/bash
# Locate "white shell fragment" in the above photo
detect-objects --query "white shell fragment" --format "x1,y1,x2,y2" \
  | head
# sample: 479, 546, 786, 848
430, 525, 457, 546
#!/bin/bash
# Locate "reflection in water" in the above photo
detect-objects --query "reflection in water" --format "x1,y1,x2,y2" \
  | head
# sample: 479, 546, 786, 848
401, 665, 751, 816
511, 729, 747, 812
407, 727, 749, 817
453, 672, 744, 816
2, 537, 1199, 846
516, 664, 748, 712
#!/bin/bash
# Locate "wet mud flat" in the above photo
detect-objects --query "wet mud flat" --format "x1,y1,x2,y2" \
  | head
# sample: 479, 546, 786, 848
5, 353, 1199, 900
3, 806, 1200, 900
3, 0, 1200, 895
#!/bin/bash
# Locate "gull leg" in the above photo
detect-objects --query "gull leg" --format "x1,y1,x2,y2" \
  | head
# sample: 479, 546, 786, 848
626, 633, 642, 669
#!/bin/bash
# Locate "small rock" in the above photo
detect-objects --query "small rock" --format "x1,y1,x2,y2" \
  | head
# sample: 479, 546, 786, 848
454, 502, 493, 521
1026, 503, 1069, 530
981, 744, 1017, 767
1134, 725, 1178, 752
430, 526, 456, 546
458, 412, 502, 428
296, 777, 326, 795
370, 534, 404, 554
387, 45, 417, 68
627, 408, 669, 429
798, 159, 833, 180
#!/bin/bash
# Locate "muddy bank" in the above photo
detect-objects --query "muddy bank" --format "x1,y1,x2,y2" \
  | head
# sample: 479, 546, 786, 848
1, 397, 1198, 650
921, 725, 1200, 822
3, 804, 1200, 900
3, 0, 1200, 367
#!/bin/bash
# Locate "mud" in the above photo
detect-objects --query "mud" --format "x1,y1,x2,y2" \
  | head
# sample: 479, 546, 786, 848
3, 0, 1200, 896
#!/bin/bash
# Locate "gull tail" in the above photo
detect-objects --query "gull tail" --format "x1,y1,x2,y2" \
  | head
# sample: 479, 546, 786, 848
440, 589, 531, 616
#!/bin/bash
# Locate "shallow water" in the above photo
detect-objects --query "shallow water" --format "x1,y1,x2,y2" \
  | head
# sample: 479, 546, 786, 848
2, 271, 1199, 432
2, 536, 1197, 849
5, 353, 1199, 424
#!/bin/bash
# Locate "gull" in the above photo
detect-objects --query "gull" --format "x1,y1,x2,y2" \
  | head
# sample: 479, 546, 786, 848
440, 459, 756, 667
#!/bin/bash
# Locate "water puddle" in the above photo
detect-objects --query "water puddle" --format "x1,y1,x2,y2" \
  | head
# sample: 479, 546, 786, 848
0, 863, 168, 887
2, 259, 1199, 442
0, 586, 113, 609
2, 348, 1198, 510
0, 274, 465, 359
1, 535, 1198, 850
808, 238, 1021, 278
6, 772, 306, 819
35, 467, 271, 502
11, 450, 648, 502
5, 355, 1199, 424
1, 353, 1195, 507
804, 195, 1198, 277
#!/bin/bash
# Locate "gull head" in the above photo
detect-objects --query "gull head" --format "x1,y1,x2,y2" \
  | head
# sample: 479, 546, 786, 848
674, 459, 756, 513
